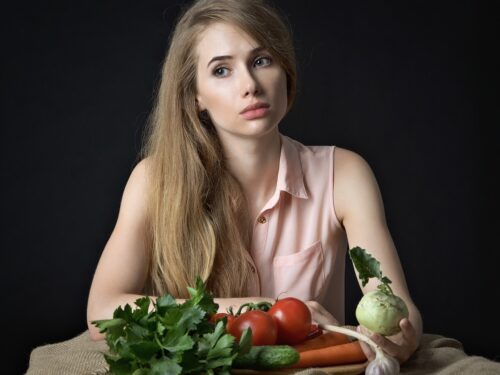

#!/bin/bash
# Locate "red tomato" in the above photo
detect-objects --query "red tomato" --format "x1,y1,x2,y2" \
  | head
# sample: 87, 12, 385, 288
209, 312, 235, 326
227, 310, 277, 346
268, 297, 312, 345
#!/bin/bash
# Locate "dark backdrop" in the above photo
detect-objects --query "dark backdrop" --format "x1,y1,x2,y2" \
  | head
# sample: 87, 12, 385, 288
1, 1, 496, 374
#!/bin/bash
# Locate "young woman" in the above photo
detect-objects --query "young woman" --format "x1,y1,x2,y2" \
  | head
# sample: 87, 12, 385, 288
86, 0, 422, 364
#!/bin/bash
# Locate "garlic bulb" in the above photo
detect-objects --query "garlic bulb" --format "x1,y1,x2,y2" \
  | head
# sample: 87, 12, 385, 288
319, 324, 400, 375
365, 350, 400, 375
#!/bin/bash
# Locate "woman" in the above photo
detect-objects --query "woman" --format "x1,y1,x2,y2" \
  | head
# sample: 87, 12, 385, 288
86, 0, 422, 364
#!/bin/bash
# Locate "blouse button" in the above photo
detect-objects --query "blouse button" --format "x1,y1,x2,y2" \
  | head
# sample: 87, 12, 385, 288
257, 216, 267, 224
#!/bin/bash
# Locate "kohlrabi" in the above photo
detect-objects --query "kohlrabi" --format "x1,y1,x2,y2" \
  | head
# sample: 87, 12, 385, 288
349, 246, 409, 336
316, 247, 408, 375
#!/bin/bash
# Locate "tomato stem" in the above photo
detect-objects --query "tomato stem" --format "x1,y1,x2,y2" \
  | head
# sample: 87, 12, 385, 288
256, 301, 273, 311
235, 303, 248, 316
235, 302, 273, 315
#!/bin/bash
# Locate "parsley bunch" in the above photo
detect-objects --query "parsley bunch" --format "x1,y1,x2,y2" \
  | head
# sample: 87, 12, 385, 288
92, 277, 251, 375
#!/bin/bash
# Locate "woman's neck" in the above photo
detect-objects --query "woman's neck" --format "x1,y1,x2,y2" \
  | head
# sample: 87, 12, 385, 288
219, 129, 281, 216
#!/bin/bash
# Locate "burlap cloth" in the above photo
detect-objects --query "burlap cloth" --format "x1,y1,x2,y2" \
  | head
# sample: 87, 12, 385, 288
26, 330, 500, 375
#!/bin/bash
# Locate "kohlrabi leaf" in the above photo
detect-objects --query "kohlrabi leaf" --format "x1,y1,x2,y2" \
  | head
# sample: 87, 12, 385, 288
349, 246, 393, 293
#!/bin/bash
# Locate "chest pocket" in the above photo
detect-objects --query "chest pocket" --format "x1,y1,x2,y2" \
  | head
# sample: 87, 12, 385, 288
272, 240, 325, 300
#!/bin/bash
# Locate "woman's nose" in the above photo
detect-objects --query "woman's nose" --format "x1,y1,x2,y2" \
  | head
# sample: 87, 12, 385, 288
240, 68, 260, 97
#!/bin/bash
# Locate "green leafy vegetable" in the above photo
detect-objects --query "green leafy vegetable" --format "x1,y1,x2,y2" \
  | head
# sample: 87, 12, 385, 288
349, 246, 409, 337
237, 326, 252, 356
92, 276, 247, 375
349, 246, 393, 295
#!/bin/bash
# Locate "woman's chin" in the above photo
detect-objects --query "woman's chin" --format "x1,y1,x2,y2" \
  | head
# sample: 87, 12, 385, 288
216, 120, 280, 140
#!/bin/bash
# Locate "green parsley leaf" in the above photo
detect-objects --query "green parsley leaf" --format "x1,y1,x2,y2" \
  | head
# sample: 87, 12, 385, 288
129, 341, 160, 361
179, 350, 204, 373
131, 297, 151, 321
92, 318, 126, 335
176, 304, 205, 332
161, 333, 195, 353
207, 331, 235, 360
130, 370, 149, 375
149, 357, 182, 375
238, 328, 252, 356
114, 304, 134, 321
104, 355, 135, 375
185, 276, 219, 316
156, 294, 177, 315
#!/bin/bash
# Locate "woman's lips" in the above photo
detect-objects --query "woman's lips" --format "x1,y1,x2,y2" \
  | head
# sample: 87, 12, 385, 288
241, 106, 270, 120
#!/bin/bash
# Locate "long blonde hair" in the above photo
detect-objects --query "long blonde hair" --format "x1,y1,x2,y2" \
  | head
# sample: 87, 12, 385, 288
141, 0, 297, 298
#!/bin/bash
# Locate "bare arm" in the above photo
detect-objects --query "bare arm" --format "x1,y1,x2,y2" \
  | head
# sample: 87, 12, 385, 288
86, 159, 273, 340
333, 148, 422, 362
86, 159, 151, 340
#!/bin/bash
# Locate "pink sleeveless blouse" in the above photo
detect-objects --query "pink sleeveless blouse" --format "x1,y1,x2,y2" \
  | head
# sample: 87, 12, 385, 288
246, 134, 348, 324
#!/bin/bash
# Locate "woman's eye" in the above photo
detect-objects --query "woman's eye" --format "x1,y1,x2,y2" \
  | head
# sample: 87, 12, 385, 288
254, 56, 272, 67
213, 67, 230, 77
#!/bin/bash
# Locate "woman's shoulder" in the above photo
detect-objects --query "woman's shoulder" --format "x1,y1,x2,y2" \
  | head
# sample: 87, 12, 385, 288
120, 158, 151, 213
284, 136, 374, 180
129, 157, 152, 183
332, 147, 382, 222
284, 136, 366, 164
333, 147, 372, 174
133, 157, 150, 173
333, 147, 379, 195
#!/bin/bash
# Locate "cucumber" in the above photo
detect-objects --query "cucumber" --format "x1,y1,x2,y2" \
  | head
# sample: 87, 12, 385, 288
232, 345, 300, 370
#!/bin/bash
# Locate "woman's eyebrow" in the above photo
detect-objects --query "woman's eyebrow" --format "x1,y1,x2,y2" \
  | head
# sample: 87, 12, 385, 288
207, 55, 231, 67
206, 46, 267, 68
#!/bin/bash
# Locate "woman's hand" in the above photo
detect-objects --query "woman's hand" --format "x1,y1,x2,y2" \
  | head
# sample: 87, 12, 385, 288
304, 300, 340, 326
357, 318, 419, 364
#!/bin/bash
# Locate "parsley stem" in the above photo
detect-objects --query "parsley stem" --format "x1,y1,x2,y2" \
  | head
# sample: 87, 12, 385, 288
154, 332, 166, 356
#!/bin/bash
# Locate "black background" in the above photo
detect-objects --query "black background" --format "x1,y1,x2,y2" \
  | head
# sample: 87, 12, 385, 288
1, 1, 497, 374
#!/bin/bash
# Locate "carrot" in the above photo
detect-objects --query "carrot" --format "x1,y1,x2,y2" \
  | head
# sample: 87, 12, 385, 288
291, 341, 367, 368
293, 331, 350, 352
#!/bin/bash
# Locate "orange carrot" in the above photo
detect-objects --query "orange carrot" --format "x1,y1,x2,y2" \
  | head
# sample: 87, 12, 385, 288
292, 341, 367, 368
293, 331, 350, 353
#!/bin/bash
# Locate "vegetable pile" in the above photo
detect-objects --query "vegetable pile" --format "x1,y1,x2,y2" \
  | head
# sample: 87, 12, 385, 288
93, 247, 405, 374
92, 278, 302, 374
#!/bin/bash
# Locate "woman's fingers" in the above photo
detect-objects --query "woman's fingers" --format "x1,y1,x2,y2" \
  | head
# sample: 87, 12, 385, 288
397, 318, 419, 361
304, 301, 340, 326
364, 319, 418, 364
399, 318, 418, 350
369, 332, 401, 360
357, 325, 375, 361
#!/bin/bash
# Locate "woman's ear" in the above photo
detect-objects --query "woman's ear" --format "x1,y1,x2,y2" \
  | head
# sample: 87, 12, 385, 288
196, 96, 206, 112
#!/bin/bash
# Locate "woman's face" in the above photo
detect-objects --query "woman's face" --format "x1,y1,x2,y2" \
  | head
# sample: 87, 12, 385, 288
195, 22, 288, 140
